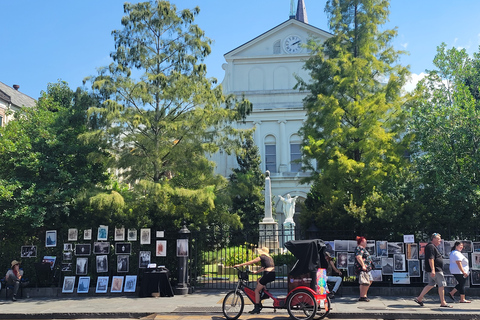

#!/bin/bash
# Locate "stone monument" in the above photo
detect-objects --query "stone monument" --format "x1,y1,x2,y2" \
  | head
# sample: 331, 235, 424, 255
258, 171, 279, 249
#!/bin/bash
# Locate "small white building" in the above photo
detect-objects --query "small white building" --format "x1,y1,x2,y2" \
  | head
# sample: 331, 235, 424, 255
0, 81, 36, 127
212, 1, 331, 225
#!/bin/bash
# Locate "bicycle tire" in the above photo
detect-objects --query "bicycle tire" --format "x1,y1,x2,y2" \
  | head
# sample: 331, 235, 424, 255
286, 289, 318, 320
222, 290, 244, 320
316, 295, 331, 319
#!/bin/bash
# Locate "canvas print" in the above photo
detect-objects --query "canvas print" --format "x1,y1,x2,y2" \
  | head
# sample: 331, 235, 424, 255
115, 227, 125, 241
76, 257, 88, 275
347, 252, 355, 265
84, 229, 92, 240
96, 276, 109, 293
324, 241, 335, 256
77, 276, 90, 293
471, 270, 480, 285
407, 259, 421, 277
334, 240, 348, 252
115, 242, 131, 255
63, 251, 73, 261
46, 230, 57, 247
75, 244, 91, 256
419, 242, 427, 259
21, 245, 37, 258
117, 255, 129, 272
98, 225, 108, 241
140, 228, 151, 245
156, 240, 167, 257
371, 256, 382, 270
388, 242, 404, 255
124, 275, 137, 292
111, 276, 124, 293
472, 252, 480, 269
177, 239, 188, 257
139, 251, 151, 268
336, 252, 348, 269
376, 241, 388, 257
127, 229, 137, 241
96, 255, 108, 273
61, 263, 72, 272
93, 242, 110, 254
462, 240, 473, 253
371, 269, 382, 281
393, 272, 410, 284
62, 276, 75, 293
394, 254, 406, 272
366, 240, 376, 256
68, 228, 78, 241
381, 257, 394, 275
406, 243, 418, 260
63, 243, 73, 251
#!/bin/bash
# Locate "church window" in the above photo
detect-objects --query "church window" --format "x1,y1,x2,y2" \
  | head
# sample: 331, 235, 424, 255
265, 135, 277, 173
273, 40, 281, 54
290, 134, 302, 172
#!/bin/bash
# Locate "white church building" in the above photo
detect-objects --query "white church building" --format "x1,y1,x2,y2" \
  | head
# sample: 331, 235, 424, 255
213, 0, 331, 225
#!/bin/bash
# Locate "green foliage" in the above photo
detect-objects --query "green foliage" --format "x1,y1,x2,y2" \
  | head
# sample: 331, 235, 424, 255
272, 252, 296, 268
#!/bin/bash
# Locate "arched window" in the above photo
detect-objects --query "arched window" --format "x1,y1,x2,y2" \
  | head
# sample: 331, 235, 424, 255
273, 40, 281, 54
265, 135, 277, 173
290, 134, 302, 172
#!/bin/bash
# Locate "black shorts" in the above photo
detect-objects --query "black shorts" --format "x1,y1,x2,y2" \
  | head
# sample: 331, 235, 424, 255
259, 271, 276, 285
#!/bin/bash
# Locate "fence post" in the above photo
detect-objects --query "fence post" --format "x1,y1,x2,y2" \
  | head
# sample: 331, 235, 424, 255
175, 223, 191, 295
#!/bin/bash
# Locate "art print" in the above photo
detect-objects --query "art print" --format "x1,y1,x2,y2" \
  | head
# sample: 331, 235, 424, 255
392, 272, 410, 284
347, 265, 355, 277
472, 253, 480, 269
471, 269, 480, 285
177, 239, 188, 257
46, 230, 57, 247
381, 257, 394, 275
43, 256, 56, 269
139, 251, 151, 268
394, 254, 405, 272
96, 255, 108, 273
366, 240, 376, 256
347, 240, 357, 252
336, 252, 348, 269
407, 259, 421, 277
140, 228, 151, 245
324, 241, 335, 256
117, 255, 129, 272
124, 275, 137, 292
445, 275, 458, 287
97, 225, 108, 241
127, 229, 137, 241
419, 242, 427, 259
61, 263, 72, 272
371, 256, 382, 270
77, 276, 90, 293
21, 245, 37, 258
156, 240, 166, 257
371, 269, 382, 281
115, 242, 131, 255
68, 228, 78, 241
388, 242, 404, 255
76, 257, 88, 275
156, 231, 164, 238
347, 252, 355, 265
442, 259, 451, 275
93, 242, 110, 254
462, 240, 473, 253
406, 243, 418, 260
96, 276, 109, 293
334, 240, 348, 252
62, 276, 75, 293
63, 251, 73, 261
111, 276, 124, 293
114, 227, 125, 241
84, 229, 92, 240
473, 242, 480, 252
437, 241, 445, 257
376, 241, 388, 257
63, 243, 73, 251
75, 244, 91, 256
443, 241, 454, 258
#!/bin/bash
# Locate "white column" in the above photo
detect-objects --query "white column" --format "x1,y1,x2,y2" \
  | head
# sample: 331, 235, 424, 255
278, 120, 287, 173
253, 121, 263, 169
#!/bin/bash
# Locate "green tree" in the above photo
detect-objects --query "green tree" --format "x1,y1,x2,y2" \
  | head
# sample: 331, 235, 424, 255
409, 43, 480, 236
297, 0, 411, 232
85, 1, 251, 230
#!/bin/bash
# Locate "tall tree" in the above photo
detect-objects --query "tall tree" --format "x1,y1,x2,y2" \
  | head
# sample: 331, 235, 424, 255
85, 1, 251, 230
297, 0, 411, 232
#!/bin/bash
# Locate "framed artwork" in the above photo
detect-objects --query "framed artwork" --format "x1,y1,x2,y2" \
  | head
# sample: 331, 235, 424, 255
418, 242, 427, 259
46, 230, 57, 247
177, 239, 188, 257
472, 252, 480, 269
139, 251, 151, 268
61, 263, 72, 272
156, 240, 166, 257
407, 259, 421, 277
156, 231, 164, 238
371, 256, 382, 270
140, 228, 151, 245
97, 225, 108, 241
43, 256, 57, 270
473, 242, 480, 252
68, 228, 78, 241
462, 240, 473, 253
96, 276, 109, 293
115, 227, 125, 241
96, 255, 108, 273
445, 275, 458, 287
388, 242, 404, 255
334, 240, 348, 251
376, 241, 388, 257
442, 259, 451, 275
124, 275, 137, 292
366, 240, 376, 256
443, 241, 454, 258
21, 245, 37, 258
84, 229, 92, 240
115, 242, 132, 255
406, 243, 418, 260
336, 252, 348, 269
394, 254, 406, 272
381, 257, 394, 275
393, 272, 410, 284
117, 255, 129, 272
63, 243, 73, 251
403, 235, 414, 243
77, 276, 90, 293
127, 229, 137, 241
347, 240, 357, 252
471, 269, 480, 285
111, 276, 124, 293
347, 252, 355, 265
63, 252, 73, 261
347, 265, 355, 277
93, 242, 110, 254
76, 257, 88, 275
371, 269, 382, 281
325, 241, 335, 256
62, 276, 75, 293
75, 244, 91, 256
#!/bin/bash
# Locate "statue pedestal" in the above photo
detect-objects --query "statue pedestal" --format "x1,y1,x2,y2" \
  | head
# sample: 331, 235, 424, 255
259, 221, 279, 250
283, 221, 295, 245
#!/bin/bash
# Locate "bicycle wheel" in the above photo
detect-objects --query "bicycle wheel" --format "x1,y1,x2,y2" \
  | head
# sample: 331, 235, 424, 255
286, 289, 318, 320
316, 296, 331, 319
222, 290, 244, 320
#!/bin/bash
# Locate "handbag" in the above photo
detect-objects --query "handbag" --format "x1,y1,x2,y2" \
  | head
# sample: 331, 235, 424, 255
359, 271, 370, 285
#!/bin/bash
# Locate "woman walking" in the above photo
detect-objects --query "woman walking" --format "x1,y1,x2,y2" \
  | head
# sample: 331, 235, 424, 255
448, 241, 471, 303
354, 236, 373, 302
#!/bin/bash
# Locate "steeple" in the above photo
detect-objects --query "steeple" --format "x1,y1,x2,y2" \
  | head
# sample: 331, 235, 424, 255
295, 0, 308, 24
289, 0, 296, 19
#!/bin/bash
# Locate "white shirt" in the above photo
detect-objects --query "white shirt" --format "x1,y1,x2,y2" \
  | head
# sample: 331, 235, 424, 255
449, 250, 469, 275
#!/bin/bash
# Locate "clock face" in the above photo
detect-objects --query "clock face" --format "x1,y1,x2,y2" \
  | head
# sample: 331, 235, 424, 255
284, 35, 302, 54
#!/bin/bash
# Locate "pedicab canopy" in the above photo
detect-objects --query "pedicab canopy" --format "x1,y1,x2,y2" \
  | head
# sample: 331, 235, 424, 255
284, 239, 328, 276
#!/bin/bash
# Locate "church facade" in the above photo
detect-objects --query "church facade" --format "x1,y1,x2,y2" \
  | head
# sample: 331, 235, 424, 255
212, 3, 331, 224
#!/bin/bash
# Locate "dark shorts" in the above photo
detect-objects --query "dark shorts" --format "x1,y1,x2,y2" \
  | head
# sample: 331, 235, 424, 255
259, 271, 276, 285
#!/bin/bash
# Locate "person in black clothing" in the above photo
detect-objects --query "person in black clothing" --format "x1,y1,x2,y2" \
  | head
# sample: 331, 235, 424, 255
414, 233, 452, 308
234, 247, 275, 314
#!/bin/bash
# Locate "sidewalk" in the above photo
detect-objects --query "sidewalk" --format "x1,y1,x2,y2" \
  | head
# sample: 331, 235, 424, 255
0, 290, 478, 319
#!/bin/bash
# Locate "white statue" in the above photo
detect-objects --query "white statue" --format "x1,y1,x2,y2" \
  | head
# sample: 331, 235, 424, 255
278, 194, 298, 224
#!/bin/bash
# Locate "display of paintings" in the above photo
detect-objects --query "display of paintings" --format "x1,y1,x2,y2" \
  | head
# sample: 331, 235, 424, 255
472, 253, 480, 269
76, 257, 88, 275
388, 242, 404, 255
156, 240, 167, 257
366, 240, 376, 256
371, 256, 382, 270
96, 255, 108, 273
62, 276, 75, 293
77, 276, 90, 293
334, 240, 348, 252
68, 228, 78, 241
471, 269, 480, 285
347, 265, 355, 277
43, 256, 56, 269
111, 276, 124, 293
46, 230, 57, 247
393, 272, 410, 284
127, 229, 137, 241
117, 255, 129, 273
63, 251, 73, 261
98, 225, 108, 241
84, 229, 92, 240
419, 242, 427, 259
347, 253, 355, 265
371, 270, 382, 281
115, 227, 125, 241
376, 241, 388, 257
393, 254, 405, 272
93, 242, 110, 254
156, 231, 165, 238
96, 276, 109, 293
139, 251, 151, 268
124, 275, 137, 292
61, 263, 72, 272
75, 244, 91, 256
406, 243, 418, 260
381, 257, 394, 275
325, 241, 335, 256
442, 241, 454, 258
407, 260, 421, 277
445, 275, 458, 287
336, 252, 348, 269
140, 228, 151, 245
63, 243, 73, 251
21, 245, 37, 258
177, 239, 188, 257
115, 242, 132, 255
442, 259, 451, 275
462, 240, 473, 253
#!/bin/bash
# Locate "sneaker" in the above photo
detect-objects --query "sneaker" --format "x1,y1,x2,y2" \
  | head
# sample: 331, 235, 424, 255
12, 296, 17, 302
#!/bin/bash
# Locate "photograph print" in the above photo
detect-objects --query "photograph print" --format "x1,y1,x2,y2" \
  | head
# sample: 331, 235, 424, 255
63, 251, 73, 261
46, 230, 57, 247
324, 241, 335, 256
115, 227, 125, 241
117, 255, 129, 272
76, 257, 88, 275
366, 240, 376, 256
394, 254, 406, 272
376, 241, 388, 257
21, 245, 37, 258
445, 275, 458, 287
393, 272, 410, 284
177, 239, 188, 257
93, 242, 110, 254
124, 275, 137, 293
473, 242, 480, 252
407, 259, 421, 277
75, 244, 91, 256
97, 225, 108, 241
139, 251, 151, 268
472, 252, 480, 269
388, 242, 404, 255
156, 240, 167, 257
84, 229, 92, 240
347, 252, 355, 265
96, 276, 109, 293
442, 241, 454, 258
406, 243, 418, 260
471, 269, 480, 285
336, 252, 348, 269
381, 257, 394, 275
371, 256, 382, 270
462, 240, 473, 253
334, 240, 348, 252
96, 255, 108, 273
140, 228, 151, 245
442, 259, 451, 275
127, 229, 137, 241
371, 269, 382, 281
115, 242, 132, 255
68, 228, 78, 241
62, 276, 75, 293
61, 263, 73, 272
77, 276, 90, 293
63, 243, 73, 251
111, 276, 124, 293
347, 240, 357, 252
419, 242, 427, 259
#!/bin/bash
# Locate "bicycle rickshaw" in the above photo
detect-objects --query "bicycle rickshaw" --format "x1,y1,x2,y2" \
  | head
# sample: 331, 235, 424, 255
222, 239, 331, 320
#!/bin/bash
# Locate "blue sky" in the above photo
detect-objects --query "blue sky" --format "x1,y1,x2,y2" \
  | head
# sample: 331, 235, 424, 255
2, 0, 480, 99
